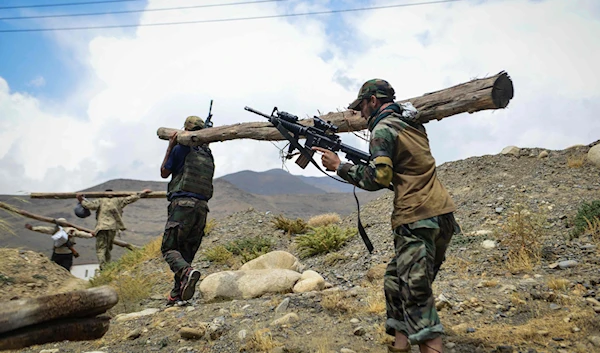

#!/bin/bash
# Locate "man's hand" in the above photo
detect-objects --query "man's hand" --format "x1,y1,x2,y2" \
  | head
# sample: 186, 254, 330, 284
76, 193, 84, 202
72, 250, 80, 258
24, 224, 32, 230
141, 188, 152, 194
312, 147, 341, 172
91, 231, 96, 237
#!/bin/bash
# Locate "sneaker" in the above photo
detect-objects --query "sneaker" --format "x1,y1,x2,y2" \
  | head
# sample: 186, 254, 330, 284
166, 294, 183, 307
180, 268, 201, 301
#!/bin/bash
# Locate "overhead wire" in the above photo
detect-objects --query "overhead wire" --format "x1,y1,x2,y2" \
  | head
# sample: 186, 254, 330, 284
0, 0, 465, 33
0, 0, 287, 21
0, 0, 142, 10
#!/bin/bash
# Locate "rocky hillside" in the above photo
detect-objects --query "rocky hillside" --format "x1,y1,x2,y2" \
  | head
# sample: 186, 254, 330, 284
2, 141, 600, 353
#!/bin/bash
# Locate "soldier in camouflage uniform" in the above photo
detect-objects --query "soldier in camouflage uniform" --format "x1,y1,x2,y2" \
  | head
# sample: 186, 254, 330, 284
160, 115, 215, 306
313, 79, 460, 353
77, 189, 151, 270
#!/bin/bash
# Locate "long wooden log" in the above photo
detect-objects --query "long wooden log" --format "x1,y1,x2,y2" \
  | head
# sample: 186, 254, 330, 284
157, 71, 514, 146
0, 285, 118, 334
30, 191, 167, 199
0, 202, 138, 250
0, 315, 110, 351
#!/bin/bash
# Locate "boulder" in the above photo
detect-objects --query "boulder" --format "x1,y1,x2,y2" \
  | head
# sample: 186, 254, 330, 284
501, 146, 520, 156
293, 270, 325, 293
588, 144, 600, 168
239, 251, 304, 272
199, 269, 301, 301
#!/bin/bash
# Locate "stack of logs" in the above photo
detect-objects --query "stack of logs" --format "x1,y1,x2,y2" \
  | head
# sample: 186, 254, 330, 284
0, 286, 118, 351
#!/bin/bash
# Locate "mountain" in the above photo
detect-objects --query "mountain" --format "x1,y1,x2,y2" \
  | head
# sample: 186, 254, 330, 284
218, 169, 326, 195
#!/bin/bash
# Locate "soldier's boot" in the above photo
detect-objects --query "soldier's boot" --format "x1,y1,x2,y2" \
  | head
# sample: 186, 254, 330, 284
180, 268, 201, 301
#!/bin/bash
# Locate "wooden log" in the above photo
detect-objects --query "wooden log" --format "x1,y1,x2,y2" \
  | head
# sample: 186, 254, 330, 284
0, 202, 138, 251
0, 285, 118, 334
157, 71, 514, 146
0, 315, 110, 351
30, 191, 167, 199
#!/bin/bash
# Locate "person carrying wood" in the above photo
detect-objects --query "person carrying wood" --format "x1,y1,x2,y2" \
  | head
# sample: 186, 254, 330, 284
76, 188, 152, 270
160, 115, 215, 306
313, 79, 461, 353
24, 218, 82, 271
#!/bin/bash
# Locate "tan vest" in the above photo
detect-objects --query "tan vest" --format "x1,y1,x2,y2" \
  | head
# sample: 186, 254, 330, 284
388, 115, 456, 228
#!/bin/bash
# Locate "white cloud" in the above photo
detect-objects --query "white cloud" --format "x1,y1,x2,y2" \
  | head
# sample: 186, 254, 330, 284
0, 0, 599, 194
27, 76, 46, 88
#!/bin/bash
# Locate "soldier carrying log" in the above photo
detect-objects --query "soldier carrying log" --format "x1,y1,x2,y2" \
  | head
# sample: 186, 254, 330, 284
24, 218, 83, 271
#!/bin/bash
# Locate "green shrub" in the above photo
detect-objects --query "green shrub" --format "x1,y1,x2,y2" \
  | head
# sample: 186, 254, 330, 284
271, 214, 308, 234
224, 236, 274, 263
295, 225, 357, 258
202, 245, 233, 264
572, 200, 600, 237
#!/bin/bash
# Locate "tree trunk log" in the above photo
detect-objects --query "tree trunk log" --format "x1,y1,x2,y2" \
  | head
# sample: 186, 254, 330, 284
0, 315, 110, 351
0, 285, 118, 334
157, 71, 513, 146
30, 191, 167, 199
0, 202, 138, 250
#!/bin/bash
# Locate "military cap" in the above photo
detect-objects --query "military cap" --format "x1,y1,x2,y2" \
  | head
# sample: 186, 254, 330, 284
184, 116, 205, 131
348, 79, 396, 111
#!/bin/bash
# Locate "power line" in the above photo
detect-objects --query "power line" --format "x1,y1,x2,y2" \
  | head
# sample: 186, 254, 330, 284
0, 0, 287, 21
0, 0, 141, 10
0, 0, 464, 33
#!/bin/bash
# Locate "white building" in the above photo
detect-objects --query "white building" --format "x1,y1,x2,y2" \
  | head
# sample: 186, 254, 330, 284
71, 263, 100, 281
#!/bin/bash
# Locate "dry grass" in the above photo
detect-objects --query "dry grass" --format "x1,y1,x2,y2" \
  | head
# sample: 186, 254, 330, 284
241, 328, 280, 352
482, 280, 499, 288
202, 245, 233, 264
204, 218, 217, 235
364, 283, 386, 314
502, 203, 546, 273
462, 308, 597, 349
584, 216, 600, 243
307, 213, 341, 227
567, 155, 586, 168
547, 277, 570, 291
321, 291, 357, 314
112, 268, 156, 313
324, 252, 347, 266
375, 323, 394, 345
271, 214, 308, 235
442, 254, 473, 278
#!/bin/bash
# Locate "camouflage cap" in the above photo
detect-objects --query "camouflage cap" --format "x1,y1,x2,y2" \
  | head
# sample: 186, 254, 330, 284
348, 79, 396, 111
183, 116, 205, 131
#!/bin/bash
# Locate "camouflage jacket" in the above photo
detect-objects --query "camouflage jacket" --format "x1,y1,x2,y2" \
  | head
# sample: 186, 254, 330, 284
81, 194, 141, 232
337, 102, 456, 228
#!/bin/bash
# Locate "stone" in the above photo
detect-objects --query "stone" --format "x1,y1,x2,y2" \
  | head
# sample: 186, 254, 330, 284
558, 260, 578, 269
350, 318, 360, 324
353, 326, 366, 336
495, 207, 504, 214
275, 298, 290, 313
179, 326, 207, 340
588, 145, 600, 168
589, 336, 600, 347
125, 328, 142, 340
239, 250, 303, 272
115, 308, 160, 322
501, 146, 520, 156
340, 349, 357, 353
538, 150, 549, 158
237, 329, 248, 341
40, 350, 60, 353
481, 240, 496, 249
199, 269, 302, 301
293, 270, 326, 293
270, 313, 299, 327
585, 297, 600, 306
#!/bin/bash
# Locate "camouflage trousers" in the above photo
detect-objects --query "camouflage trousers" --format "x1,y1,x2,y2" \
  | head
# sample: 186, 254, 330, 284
384, 212, 461, 344
96, 230, 117, 270
161, 197, 208, 298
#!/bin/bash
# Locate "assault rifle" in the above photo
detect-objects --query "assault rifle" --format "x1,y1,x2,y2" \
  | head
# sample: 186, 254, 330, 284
244, 106, 371, 170
204, 100, 214, 128
244, 106, 390, 254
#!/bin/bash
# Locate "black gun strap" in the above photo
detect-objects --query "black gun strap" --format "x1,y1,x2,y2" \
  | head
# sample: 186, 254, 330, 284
274, 121, 374, 254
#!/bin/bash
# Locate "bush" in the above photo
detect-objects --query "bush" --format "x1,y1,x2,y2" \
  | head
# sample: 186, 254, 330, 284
501, 203, 547, 273
271, 214, 308, 234
204, 218, 217, 235
202, 245, 233, 264
224, 235, 274, 263
566, 155, 586, 168
294, 225, 357, 258
571, 200, 600, 238
307, 213, 341, 228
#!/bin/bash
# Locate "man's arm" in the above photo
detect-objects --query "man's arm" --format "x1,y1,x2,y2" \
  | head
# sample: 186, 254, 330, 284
161, 132, 179, 178
76, 194, 100, 210
314, 124, 396, 191
25, 224, 56, 235
119, 189, 151, 207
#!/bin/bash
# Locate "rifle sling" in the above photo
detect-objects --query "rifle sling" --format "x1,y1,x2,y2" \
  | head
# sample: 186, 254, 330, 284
274, 121, 374, 254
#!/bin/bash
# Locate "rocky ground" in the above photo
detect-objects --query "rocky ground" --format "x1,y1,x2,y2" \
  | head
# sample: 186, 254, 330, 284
2, 141, 600, 353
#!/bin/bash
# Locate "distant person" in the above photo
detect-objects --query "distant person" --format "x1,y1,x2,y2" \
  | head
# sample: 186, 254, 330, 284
76, 188, 152, 270
25, 218, 82, 271
313, 79, 461, 353
160, 116, 215, 306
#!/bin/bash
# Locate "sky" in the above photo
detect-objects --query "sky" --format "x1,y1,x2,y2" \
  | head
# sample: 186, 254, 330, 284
0, 0, 599, 194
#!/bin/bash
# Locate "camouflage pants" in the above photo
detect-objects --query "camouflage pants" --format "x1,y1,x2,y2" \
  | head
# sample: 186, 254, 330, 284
96, 230, 117, 270
161, 197, 208, 298
384, 212, 461, 344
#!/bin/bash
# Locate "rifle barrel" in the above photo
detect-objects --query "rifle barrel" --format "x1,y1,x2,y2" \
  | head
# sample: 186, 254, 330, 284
244, 106, 271, 119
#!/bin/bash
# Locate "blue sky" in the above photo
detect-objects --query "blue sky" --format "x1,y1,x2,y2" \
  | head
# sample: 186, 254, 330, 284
0, 0, 599, 194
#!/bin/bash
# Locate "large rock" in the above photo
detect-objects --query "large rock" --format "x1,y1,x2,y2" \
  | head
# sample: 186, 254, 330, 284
501, 146, 520, 156
292, 270, 325, 293
588, 144, 600, 168
239, 251, 304, 272
199, 269, 301, 301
